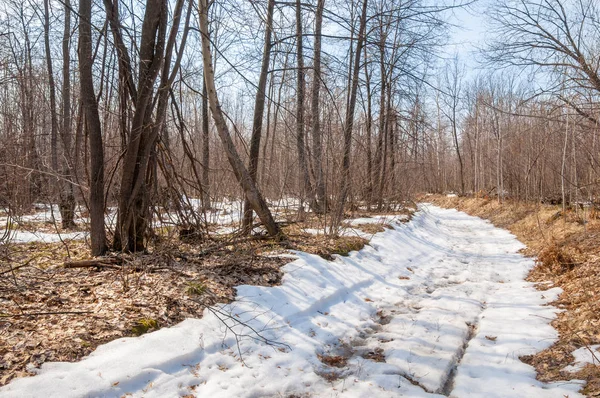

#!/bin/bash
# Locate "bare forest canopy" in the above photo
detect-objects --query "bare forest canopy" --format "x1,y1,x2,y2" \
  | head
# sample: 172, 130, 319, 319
1, 0, 600, 253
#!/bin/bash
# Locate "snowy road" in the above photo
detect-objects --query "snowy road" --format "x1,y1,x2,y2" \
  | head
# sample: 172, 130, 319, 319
0, 205, 584, 397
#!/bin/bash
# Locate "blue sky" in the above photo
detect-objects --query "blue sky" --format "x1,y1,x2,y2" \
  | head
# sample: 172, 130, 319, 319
445, 0, 489, 72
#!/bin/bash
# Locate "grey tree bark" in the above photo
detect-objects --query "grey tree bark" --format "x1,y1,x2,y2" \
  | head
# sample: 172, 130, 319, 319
242, 0, 275, 234
310, 0, 327, 213
332, 0, 368, 231
60, 0, 76, 229
78, 0, 107, 255
198, 0, 281, 237
295, 0, 316, 213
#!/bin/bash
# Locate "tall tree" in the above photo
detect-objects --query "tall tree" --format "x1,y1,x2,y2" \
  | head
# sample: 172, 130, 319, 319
198, 0, 281, 237
332, 0, 368, 230
60, 0, 76, 229
242, 0, 275, 234
79, 0, 107, 255
110, 0, 191, 251
310, 0, 326, 212
443, 57, 465, 195
295, 0, 315, 213
201, 80, 211, 209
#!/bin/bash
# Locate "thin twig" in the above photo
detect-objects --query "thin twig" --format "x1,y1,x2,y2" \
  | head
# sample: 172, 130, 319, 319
0, 311, 92, 318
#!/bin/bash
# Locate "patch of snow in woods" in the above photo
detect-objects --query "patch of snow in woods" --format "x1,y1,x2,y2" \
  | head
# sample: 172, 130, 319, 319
0, 205, 585, 397
7, 230, 89, 243
2, 199, 307, 243
563, 345, 600, 373
346, 214, 410, 225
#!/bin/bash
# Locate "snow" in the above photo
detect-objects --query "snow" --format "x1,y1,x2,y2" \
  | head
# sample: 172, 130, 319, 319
7, 230, 88, 243
0, 203, 95, 243
0, 204, 585, 397
346, 214, 409, 225
1, 198, 296, 243
563, 345, 600, 373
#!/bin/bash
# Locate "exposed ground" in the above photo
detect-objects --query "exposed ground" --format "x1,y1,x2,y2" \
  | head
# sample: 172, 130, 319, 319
425, 194, 600, 397
0, 210, 407, 387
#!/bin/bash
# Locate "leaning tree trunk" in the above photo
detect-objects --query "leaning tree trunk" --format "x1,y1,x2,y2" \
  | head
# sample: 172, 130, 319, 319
78, 0, 107, 255
242, 0, 275, 234
198, 0, 280, 237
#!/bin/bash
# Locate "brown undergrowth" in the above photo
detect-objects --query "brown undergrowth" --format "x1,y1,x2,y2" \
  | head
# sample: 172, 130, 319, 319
0, 210, 411, 387
425, 194, 600, 396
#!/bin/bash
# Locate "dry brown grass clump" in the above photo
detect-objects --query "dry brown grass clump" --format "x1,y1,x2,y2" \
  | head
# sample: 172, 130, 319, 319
425, 194, 600, 396
280, 222, 369, 260
317, 354, 349, 368
351, 223, 387, 234
536, 240, 582, 275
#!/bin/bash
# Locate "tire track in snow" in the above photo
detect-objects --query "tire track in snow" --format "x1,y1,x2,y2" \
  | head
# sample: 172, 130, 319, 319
0, 205, 584, 398
344, 205, 562, 397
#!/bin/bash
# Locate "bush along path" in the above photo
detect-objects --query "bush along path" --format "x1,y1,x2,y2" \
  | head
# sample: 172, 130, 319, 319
0, 205, 584, 397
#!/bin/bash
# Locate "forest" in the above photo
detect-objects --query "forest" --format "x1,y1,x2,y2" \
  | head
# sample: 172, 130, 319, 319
0, 0, 599, 396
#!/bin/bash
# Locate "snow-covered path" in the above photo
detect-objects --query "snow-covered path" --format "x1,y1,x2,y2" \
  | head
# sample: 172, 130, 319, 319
0, 205, 584, 397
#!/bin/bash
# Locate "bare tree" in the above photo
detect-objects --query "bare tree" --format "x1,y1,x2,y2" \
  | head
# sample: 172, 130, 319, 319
310, 0, 327, 212
60, 0, 76, 229
442, 56, 465, 195
242, 0, 275, 234
488, 0, 600, 98
332, 0, 368, 230
296, 0, 316, 214
79, 0, 107, 255
198, 0, 280, 237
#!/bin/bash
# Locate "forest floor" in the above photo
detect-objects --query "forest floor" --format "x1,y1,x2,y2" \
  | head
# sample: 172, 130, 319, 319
0, 204, 588, 397
426, 194, 600, 397
0, 206, 409, 388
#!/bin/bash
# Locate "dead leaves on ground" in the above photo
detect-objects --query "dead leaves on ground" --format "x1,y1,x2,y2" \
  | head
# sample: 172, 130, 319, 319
0, 208, 414, 387
0, 240, 285, 386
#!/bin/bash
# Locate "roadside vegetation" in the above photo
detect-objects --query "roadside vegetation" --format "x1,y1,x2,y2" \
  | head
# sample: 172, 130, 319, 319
427, 194, 600, 396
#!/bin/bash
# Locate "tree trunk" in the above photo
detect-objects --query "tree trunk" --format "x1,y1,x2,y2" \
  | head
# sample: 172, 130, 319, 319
198, 0, 281, 237
43, 0, 59, 175
242, 0, 275, 234
363, 44, 373, 209
310, 0, 326, 212
202, 80, 211, 209
113, 0, 171, 252
78, 0, 107, 256
375, 36, 386, 209
295, 0, 315, 213
44, 0, 75, 227
332, 0, 368, 231
60, 0, 76, 229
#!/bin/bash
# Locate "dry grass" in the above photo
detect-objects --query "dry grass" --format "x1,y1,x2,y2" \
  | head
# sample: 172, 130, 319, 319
425, 194, 600, 396
280, 222, 369, 260
317, 354, 349, 368
351, 223, 387, 234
